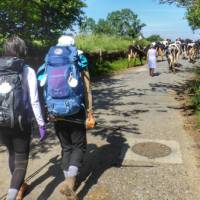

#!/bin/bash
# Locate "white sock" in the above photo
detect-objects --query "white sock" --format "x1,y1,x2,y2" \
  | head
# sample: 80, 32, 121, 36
7, 188, 18, 200
68, 165, 78, 177
63, 170, 68, 178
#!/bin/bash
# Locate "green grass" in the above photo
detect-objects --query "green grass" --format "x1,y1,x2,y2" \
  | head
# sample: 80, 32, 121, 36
75, 34, 132, 53
188, 68, 200, 127
75, 34, 149, 77
189, 69, 200, 109
90, 58, 146, 77
109, 58, 145, 71
195, 110, 200, 128
30, 34, 150, 53
133, 38, 151, 47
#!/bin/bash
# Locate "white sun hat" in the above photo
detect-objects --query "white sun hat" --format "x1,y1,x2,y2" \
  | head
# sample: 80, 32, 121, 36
78, 50, 83, 55
57, 35, 75, 46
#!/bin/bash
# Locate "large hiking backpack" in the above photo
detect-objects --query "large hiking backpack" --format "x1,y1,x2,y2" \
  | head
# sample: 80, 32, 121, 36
44, 46, 84, 117
0, 57, 26, 130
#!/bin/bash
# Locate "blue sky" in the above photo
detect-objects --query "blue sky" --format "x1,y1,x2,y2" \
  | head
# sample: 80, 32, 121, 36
83, 0, 200, 40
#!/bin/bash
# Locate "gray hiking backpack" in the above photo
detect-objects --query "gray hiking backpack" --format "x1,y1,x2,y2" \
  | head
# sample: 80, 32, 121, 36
0, 57, 27, 130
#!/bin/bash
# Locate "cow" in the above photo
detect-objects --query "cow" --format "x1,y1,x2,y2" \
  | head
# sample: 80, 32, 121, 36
186, 41, 200, 63
128, 44, 146, 66
166, 43, 181, 73
153, 42, 166, 61
180, 42, 188, 59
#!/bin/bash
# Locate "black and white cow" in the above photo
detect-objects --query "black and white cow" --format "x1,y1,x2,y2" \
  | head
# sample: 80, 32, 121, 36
166, 42, 181, 72
128, 44, 146, 66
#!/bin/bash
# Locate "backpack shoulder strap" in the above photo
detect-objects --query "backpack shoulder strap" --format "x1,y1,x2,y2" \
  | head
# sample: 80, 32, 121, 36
78, 54, 88, 70
37, 64, 47, 82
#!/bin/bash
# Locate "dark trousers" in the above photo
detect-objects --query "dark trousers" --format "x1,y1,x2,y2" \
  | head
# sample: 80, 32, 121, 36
0, 125, 31, 190
54, 108, 87, 171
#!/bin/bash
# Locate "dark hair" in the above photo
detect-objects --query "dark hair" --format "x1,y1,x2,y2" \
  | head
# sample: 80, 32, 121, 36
3, 35, 27, 58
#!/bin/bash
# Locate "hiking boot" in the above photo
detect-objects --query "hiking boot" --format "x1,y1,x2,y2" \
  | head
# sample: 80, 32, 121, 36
16, 183, 29, 200
59, 176, 77, 200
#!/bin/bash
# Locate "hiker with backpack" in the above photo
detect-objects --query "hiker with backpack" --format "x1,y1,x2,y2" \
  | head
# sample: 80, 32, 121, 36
37, 36, 95, 129
0, 35, 45, 200
37, 35, 92, 200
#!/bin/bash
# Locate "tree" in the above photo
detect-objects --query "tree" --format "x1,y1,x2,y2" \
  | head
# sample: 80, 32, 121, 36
79, 16, 96, 34
106, 9, 146, 38
159, 0, 200, 30
0, 0, 86, 44
186, 0, 200, 30
146, 35, 163, 42
159, 0, 192, 6
94, 19, 112, 35
78, 9, 145, 38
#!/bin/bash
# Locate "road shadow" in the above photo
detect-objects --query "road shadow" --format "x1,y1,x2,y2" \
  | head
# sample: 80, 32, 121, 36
26, 156, 63, 200
24, 75, 147, 159
29, 122, 59, 160
1, 70, 149, 198
149, 82, 185, 95
25, 128, 132, 200
152, 72, 161, 77
76, 130, 129, 200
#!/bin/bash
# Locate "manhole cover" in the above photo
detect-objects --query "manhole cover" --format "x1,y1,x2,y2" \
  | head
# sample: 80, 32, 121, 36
131, 142, 172, 159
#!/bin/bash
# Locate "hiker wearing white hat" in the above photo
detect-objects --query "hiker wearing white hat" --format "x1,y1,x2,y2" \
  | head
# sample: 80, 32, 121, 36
37, 35, 95, 200
56, 35, 95, 126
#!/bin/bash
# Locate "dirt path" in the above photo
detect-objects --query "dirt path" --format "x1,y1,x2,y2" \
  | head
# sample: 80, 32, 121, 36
1, 59, 200, 200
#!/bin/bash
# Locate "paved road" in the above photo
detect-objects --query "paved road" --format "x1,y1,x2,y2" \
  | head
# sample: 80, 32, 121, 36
1, 59, 200, 200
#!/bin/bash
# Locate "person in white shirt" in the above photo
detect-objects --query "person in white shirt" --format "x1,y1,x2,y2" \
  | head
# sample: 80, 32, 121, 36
147, 44, 157, 76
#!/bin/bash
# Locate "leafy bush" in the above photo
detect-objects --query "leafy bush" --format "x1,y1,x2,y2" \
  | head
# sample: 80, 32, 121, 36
146, 35, 163, 42
188, 68, 200, 110
133, 38, 151, 47
190, 81, 200, 110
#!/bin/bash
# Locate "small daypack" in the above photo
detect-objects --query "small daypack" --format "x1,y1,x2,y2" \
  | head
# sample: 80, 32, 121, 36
44, 46, 84, 117
0, 57, 26, 130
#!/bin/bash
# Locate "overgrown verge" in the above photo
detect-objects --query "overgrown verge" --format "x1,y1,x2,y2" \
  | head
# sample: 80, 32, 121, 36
188, 68, 200, 127
75, 34, 150, 53
90, 58, 146, 77
23, 35, 148, 76
0, 34, 148, 77
75, 34, 148, 77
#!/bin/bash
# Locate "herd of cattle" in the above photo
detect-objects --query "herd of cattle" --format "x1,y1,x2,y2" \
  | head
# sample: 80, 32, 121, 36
128, 38, 200, 72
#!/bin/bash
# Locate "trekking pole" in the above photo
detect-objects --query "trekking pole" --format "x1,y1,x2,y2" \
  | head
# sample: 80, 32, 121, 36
0, 155, 60, 200
25, 155, 60, 183
51, 117, 138, 134
49, 117, 85, 125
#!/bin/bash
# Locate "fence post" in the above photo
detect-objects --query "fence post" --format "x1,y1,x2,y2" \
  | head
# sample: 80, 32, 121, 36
99, 48, 102, 64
